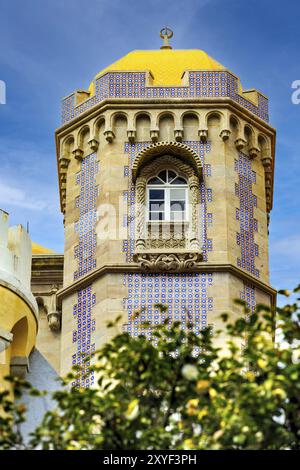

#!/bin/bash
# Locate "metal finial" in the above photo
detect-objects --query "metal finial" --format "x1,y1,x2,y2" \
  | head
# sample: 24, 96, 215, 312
160, 27, 173, 49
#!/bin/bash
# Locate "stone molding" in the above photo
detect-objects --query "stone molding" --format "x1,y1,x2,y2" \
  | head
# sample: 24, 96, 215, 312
56, 99, 276, 214
56, 262, 277, 307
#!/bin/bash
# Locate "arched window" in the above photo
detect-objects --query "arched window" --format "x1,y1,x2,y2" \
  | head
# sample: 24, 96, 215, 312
134, 154, 202, 264
147, 170, 188, 222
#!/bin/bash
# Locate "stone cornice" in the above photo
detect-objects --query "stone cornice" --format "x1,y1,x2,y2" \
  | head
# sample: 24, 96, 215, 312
56, 262, 277, 307
56, 97, 276, 137
55, 97, 276, 215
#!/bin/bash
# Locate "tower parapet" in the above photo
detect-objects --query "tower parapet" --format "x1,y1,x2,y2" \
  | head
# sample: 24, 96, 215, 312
62, 69, 269, 125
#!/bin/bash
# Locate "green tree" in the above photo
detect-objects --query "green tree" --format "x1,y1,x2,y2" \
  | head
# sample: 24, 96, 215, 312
1, 287, 299, 450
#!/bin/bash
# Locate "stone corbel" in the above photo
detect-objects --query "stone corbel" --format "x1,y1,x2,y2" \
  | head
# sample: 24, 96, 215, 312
262, 155, 272, 169
60, 172, 67, 185
127, 130, 136, 143
249, 147, 260, 159
47, 285, 61, 331
150, 129, 159, 142
219, 129, 231, 141
73, 148, 84, 162
133, 252, 203, 273
235, 138, 247, 151
10, 356, 29, 379
174, 129, 183, 142
47, 312, 61, 332
59, 155, 71, 169
104, 129, 115, 143
88, 138, 99, 152
198, 129, 208, 143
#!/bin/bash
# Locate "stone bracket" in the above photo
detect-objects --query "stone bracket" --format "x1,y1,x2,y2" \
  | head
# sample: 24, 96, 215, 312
133, 251, 203, 272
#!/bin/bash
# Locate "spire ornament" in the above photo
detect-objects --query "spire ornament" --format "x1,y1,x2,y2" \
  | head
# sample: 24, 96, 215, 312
160, 27, 173, 49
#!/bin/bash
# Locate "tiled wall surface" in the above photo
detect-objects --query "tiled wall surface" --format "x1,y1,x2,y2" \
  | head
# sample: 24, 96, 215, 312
62, 71, 269, 124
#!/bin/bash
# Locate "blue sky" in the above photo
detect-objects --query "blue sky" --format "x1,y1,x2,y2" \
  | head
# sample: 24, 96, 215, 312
0, 0, 299, 293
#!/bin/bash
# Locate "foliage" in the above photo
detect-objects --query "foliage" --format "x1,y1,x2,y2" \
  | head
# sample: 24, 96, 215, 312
1, 287, 300, 450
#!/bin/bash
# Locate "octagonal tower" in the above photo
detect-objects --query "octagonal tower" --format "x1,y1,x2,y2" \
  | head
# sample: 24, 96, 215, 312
56, 31, 276, 385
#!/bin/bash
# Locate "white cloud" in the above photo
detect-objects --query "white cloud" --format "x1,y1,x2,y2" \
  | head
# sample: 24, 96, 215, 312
0, 180, 47, 211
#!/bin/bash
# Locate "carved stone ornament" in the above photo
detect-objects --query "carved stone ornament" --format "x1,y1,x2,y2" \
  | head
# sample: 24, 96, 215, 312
132, 141, 202, 181
235, 138, 247, 151
104, 129, 115, 143
127, 130, 136, 143
133, 252, 203, 272
47, 312, 61, 332
59, 155, 71, 169
249, 146, 260, 159
73, 148, 84, 161
88, 138, 99, 152
150, 129, 159, 142
198, 129, 208, 142
219, 129, 231, 141
47, 284, 61, 331
174, 129, 183, 142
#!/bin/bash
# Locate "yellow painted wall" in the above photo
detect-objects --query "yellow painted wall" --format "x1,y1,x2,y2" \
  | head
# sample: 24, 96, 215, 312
0, 286, 37, 389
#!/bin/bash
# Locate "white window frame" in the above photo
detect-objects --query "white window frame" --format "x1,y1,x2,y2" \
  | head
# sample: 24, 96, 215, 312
147, 181, 189, 222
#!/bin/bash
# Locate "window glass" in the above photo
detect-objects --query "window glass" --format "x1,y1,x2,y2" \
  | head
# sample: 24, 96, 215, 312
167, 170, 177, 182
158, 170, 167, 182
172, 176, 187, 185
149, 189, 164, 200
170, 188, 186, 200
148, 177, 162, 184
147, 170, 188, 222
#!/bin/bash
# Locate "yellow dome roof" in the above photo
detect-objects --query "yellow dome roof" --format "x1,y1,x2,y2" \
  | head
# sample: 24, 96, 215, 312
32, 242, 55, 255
89, 49, 225, 94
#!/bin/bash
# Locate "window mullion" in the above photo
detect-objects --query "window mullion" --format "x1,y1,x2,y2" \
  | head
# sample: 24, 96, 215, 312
164, 188, 167, 221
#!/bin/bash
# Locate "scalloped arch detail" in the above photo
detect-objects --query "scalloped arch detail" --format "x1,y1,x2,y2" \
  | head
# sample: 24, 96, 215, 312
132, 141, 202, 181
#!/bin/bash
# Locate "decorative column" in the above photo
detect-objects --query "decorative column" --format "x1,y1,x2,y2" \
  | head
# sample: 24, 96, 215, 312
189, 175, 201, 250
262, 152, 273, 213
135, 176, 147, 251
59, 155, 71, 213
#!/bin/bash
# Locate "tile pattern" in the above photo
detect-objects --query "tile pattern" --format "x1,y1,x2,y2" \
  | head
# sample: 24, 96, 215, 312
74, 153, 99, 281
124, 272, 213, 347
122, 140, 213, 342
71, 286, 96, 388
62, 71, 269, 124
72, 153, 99, 388
235, 153, 259, 278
